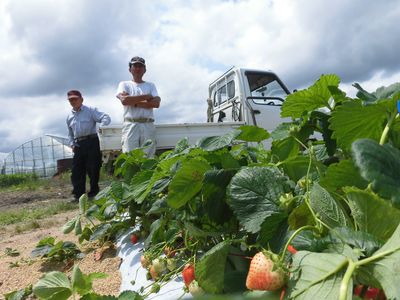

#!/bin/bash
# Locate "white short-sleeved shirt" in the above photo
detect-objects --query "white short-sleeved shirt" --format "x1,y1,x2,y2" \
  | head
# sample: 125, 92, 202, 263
116, 81, 159, 119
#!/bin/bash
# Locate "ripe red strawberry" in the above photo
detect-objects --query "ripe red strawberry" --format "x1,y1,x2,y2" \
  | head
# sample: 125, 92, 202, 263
130, 233, 138, 244
182, 264, 195, 287
246, 252, 285, 291
287, 245, 297, 254
365, 287, 381, 299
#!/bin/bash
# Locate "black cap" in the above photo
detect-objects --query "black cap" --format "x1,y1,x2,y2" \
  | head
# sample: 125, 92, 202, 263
129, 56, 146, 67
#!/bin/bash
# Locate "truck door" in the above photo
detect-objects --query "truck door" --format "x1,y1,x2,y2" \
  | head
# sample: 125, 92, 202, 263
242, 70, 290, 132
209, 71, 240, 123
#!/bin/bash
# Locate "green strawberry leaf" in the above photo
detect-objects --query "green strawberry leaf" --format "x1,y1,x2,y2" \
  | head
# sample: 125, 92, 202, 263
271, 122, 291, 141
271, 137, 299, 161
319, 159, 368, 193
373, 82, 400, 99
353, 83, 378, 104
202, 169, 236, 224
309, 183, 350, 228
110, 180, 124, 200
281, 74, 340, 118
125, 170, 153, 203
237, 125, 270, 142
62, 216, 79, 234
71, 265, 107, 296
184, 222, 222, 238
327, 227, 383, 257
345, 187, 400, 241
327, 85, 349, 105
80, 294, 117, 300
287, 251, 349, 300
102, 200, 118, 220
280, 155, 323, 182
117, 291, 144, 300
197, 130, 241, 151
309, 110, 337, 156
351, 138, 400, 207
227, 166, 291, 233
71, 265, 92, 294
258, 213, 287, 246
167, 158, 211, 208
4, 285, 32, 300
388, 117, 400, 149
288, 201, 315, 229
33, 271, 72, 300
330, 100, 387, 151
196, 240, 231, 294
89, 223, 112, 242
359, 224, 400, 299
144, 218, 165, 248
74, 218, 82, 235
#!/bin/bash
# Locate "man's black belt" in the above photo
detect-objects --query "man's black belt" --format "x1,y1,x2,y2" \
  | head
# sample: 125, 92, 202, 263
75, 134, 98, 142
124, 117, 154, 123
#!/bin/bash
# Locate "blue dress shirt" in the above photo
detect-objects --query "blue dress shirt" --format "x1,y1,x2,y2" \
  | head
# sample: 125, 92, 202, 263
66, 105, 111, 146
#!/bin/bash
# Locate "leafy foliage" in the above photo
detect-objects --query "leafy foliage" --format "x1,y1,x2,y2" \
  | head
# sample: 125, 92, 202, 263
31, 236, 81, 262
57, 74, 400, 299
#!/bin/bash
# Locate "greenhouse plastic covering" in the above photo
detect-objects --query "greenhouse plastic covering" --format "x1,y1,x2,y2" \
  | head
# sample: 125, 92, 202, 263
1, 135, 72, 177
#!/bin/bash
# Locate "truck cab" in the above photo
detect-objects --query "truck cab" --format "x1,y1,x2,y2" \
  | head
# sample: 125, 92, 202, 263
208, 67, 290, 133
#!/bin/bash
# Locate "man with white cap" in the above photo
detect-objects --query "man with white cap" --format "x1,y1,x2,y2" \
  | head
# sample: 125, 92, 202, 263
116, 56, 161, 156
66, 90, 111, 201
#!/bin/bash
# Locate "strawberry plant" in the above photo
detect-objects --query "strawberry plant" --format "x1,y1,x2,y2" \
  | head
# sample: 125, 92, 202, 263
31, 236, 81, 262
63, 74, 400, 299
4, 266, 143, 300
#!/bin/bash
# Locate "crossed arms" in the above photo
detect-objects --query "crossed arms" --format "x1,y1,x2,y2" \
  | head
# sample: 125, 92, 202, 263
117, 92, 160, 108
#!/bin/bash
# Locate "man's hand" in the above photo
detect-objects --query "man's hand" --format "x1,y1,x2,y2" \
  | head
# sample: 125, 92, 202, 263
117, 91, 129, 101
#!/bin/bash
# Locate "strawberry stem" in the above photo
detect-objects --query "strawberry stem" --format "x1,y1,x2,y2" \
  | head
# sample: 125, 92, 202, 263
280, 225, 318, 264
339, 259, 356, 300
380, 112, 398, 145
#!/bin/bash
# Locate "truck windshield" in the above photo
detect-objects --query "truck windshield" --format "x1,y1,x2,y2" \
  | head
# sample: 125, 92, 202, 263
246, 71, 289, 105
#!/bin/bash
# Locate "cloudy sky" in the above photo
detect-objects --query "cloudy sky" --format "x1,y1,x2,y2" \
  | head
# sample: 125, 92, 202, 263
0, 0, 399, 154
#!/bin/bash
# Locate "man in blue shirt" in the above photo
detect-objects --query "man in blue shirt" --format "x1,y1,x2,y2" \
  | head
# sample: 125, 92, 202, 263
66, 90, 111, 201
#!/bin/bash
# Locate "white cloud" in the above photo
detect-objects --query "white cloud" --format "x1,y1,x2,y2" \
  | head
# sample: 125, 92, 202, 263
0, 0, 399, 153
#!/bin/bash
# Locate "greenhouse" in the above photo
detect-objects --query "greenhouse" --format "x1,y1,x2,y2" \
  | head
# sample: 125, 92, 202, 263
1, 135, 73, 178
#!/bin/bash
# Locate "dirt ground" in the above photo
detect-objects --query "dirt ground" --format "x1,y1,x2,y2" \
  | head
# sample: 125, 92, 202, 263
0, 178, 121, 298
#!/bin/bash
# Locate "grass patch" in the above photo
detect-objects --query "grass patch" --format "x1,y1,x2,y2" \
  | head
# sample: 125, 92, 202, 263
0, 201, 78, 227
15, 220, 41, 234
0, 173, 39, 189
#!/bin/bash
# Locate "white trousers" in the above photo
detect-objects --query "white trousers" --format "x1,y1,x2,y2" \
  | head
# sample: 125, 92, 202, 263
121, 121, 156, 157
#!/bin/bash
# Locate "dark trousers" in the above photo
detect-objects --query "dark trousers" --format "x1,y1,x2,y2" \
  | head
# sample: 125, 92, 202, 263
71, 137, 102, 199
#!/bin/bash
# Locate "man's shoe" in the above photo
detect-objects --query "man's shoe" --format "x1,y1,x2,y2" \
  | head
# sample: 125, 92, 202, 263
88, 190, 99, 198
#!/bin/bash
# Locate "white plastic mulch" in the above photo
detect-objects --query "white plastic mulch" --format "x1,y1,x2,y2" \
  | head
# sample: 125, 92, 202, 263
117, 229, 192, 300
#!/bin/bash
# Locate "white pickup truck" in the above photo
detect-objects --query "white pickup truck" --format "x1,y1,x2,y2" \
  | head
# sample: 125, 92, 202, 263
98, 67, 290, 162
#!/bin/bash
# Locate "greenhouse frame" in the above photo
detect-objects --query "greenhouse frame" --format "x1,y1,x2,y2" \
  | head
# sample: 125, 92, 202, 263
1, 135, 73, 178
